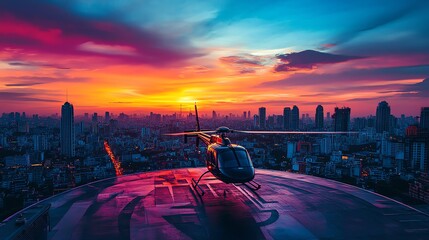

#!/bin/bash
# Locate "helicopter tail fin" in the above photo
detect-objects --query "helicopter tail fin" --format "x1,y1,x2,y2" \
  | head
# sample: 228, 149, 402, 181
195, 102, 201, 132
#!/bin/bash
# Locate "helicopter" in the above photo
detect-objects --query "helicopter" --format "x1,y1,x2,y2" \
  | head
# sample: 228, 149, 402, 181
166, 104, 354, 196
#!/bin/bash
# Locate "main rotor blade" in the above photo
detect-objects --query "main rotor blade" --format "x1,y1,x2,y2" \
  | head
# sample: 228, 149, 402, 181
164, 131, 215, 136
234, 130, 358, 134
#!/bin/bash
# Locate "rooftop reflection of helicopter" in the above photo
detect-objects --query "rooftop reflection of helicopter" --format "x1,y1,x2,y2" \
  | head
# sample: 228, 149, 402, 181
166, 104, 354, 196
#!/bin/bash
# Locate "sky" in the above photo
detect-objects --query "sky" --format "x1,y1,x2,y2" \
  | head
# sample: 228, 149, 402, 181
1, 0, 428, 117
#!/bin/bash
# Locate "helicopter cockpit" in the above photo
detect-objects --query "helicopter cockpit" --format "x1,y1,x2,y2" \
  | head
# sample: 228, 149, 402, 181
217, 148, 253, 168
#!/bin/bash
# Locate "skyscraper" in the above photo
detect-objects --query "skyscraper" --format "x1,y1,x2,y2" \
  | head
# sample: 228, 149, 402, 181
421, 107, 429, 129
291, 105, 299, 130
315, 105, 324, 130
376, 101, 391, 133
283, 107, 291, 130
259, 107, 266, 129
105, 111, 110, 122
333, 107, 351, 132
92, 113, 98, 122
61, 102, 75, 157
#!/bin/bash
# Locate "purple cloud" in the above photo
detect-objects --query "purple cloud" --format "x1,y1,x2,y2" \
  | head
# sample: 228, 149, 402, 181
400, 78, 429, 97
8, 61, 70, 69
263, 64, 429, 87
0, 91, 61, 102
1, 76, 88, 87
0, 0, 203, 66
219, 54, 267, 74
274, 50, 362, 72
219, 55, 265, 66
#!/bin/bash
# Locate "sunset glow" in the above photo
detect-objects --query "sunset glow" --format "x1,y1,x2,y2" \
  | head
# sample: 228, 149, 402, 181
1, 0, 428, 116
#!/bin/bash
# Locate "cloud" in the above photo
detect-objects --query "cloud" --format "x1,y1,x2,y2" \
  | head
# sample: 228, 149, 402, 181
333, 1, 426, 46
77, 41, 138, 56
1, 76, 88, 86
318, 43, 336, 51
182, 65, 211, 74
8, 61, 70, 69
274, 50, 362, 72
214, 99, 336, 106
329, 2, 429, 57
0, 0, 203, 66
400, 78, 429, 97
239, 68, 256, 74
5, 82, 44, 87
0, 91, 60, 102
219, 55, 265, 67
219, 54, 269, 74
263, 64, 429, 87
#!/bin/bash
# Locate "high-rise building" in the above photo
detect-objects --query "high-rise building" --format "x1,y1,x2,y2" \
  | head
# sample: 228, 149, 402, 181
33, 135, 48, 152
283, 107, 291, 130
243, 111, 247, 119
212, 111, 217, 119
315, 105, 324, 130
405, 133, 429, 172
291, 105, 299, 130
253, 114, 260, 128
61, 102, 75, 157
247, 111, 251, 119
376, 101, 391, 133
333, 107, 351, 132
421, 107, 429, 129
92, 113, 98, 122
259, 107, 266, 129
105, 111, 110, 122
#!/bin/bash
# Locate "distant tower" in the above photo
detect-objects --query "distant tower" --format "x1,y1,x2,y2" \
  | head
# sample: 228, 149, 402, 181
61, 102, 75, 157
92, 113, 98, 122
105, 111, 110, 122
315, 105, 324, 130
212, 110, 217, 119
247, 111, 250, 119
375, 101, 391, 133
421, 107, 429, 129
259, 107, 266, 129
333, 107, 350, 132
291, 105, 299, 130
283, 107, 291, 130
243, 111, 247, 119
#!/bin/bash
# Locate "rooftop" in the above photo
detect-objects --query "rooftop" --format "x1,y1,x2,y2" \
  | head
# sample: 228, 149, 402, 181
2, 168, 429, 239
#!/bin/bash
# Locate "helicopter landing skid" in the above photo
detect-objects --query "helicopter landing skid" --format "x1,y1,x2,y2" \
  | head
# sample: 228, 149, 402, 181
246, 180, 261, 190
191, 170, 210, 196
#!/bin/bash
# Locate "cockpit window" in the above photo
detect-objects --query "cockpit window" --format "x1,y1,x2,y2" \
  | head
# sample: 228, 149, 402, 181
218, 149, 252, 168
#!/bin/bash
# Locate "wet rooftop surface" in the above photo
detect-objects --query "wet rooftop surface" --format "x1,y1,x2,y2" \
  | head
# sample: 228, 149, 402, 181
8, 168, 429, 239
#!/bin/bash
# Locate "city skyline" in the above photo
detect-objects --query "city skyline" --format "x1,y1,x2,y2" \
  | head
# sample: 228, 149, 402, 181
2, 102, 428, 120
1, 1, 429, 116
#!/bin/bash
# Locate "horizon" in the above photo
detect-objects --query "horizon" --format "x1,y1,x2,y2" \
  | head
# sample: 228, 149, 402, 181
1, 1, 429, 116
3, 100, 425, 119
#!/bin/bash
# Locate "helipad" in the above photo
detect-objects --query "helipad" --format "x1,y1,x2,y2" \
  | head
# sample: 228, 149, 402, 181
3, 168, 429, 240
